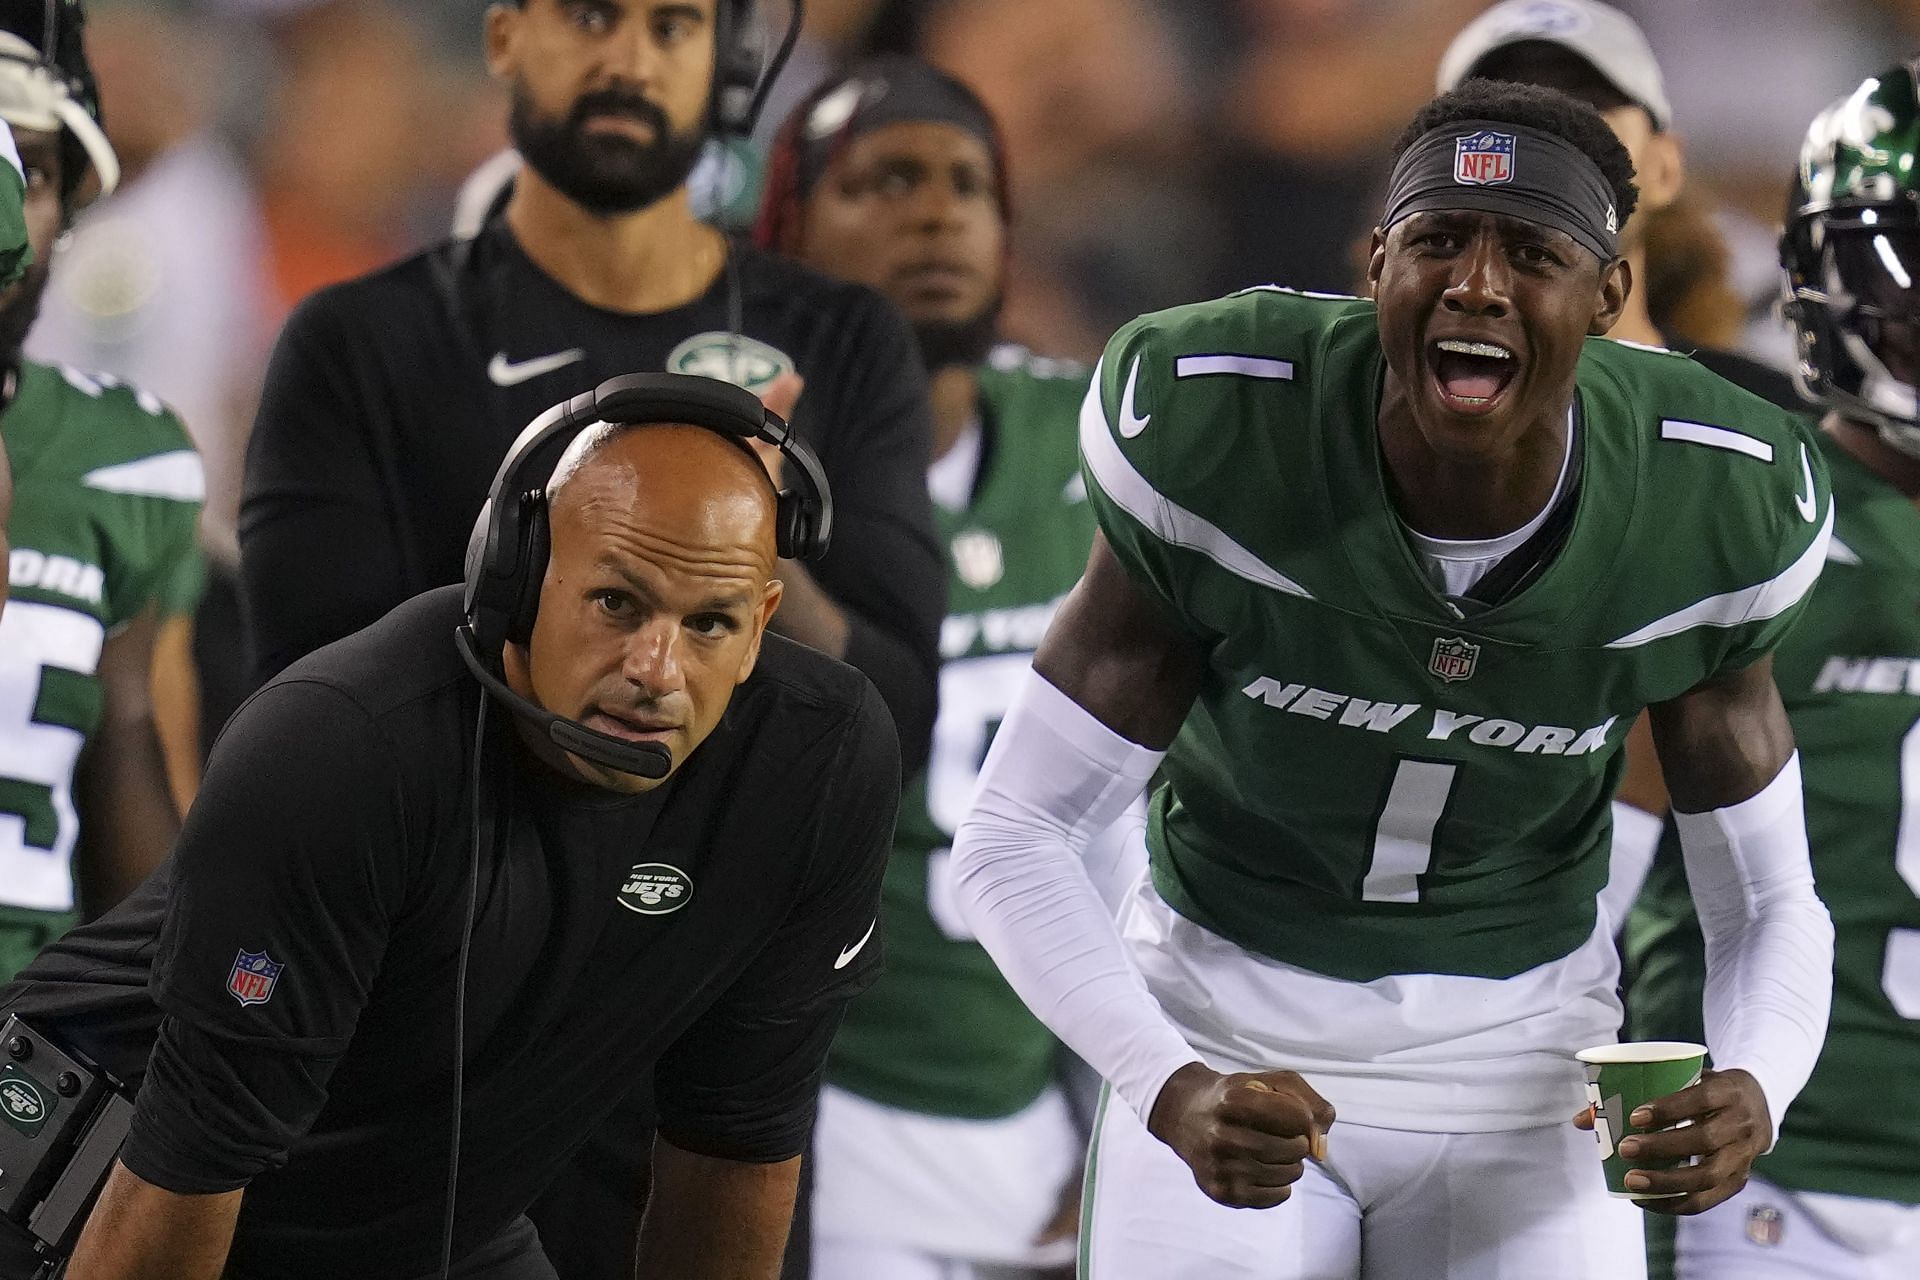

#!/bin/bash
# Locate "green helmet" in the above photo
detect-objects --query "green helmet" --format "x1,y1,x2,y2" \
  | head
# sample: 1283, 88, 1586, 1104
0, 0, 117, 208
1782, 60, 1920, 451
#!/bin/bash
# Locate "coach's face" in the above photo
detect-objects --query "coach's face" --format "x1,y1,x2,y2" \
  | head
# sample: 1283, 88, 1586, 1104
505, 425, 784, 793
486, 0, 716, 215
1368, 209, 1628, 458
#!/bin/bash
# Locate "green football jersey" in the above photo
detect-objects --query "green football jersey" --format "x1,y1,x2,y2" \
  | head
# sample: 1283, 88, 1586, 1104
828, 347, 1096, 1119
1086, 288, 1830, 983
1627, 432, 1920, 1206
0, 360, 203, 920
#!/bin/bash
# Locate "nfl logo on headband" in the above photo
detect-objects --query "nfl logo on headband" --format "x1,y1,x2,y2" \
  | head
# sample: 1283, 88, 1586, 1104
1454, 130, 1515, 186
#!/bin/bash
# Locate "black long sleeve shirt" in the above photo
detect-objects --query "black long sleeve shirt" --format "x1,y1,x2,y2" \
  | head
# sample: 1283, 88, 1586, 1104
0, 587, 898, 1277
238, 225, 942, 775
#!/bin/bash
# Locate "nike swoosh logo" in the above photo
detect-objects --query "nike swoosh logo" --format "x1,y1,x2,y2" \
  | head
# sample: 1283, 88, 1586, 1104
1795, 443, 1817, 523
1118, 356, 1150, 438
833, 918, 877, 970
488, 348, 585, 387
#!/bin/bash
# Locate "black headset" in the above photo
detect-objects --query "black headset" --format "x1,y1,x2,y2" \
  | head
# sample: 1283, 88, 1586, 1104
453, 372, 831, 780
712, 0, 762, 136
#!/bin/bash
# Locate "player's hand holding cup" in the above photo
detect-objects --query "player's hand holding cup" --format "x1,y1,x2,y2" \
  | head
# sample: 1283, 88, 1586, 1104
1573, 1041, 1771, 1216
1147, 1062, 1335, 1209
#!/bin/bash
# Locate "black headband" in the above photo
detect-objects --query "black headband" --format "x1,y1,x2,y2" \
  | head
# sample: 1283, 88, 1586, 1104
1381, 120, 1620, 262
793, 54, 1002, 198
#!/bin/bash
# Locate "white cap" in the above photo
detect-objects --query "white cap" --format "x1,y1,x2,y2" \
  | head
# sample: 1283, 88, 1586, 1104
1437, 0, 1672, 132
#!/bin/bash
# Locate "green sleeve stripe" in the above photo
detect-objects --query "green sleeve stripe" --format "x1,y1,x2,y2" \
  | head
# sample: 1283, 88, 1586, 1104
81, 451, 206, 503
1079, 363, 1315, 601
1606, 502, 1832, 649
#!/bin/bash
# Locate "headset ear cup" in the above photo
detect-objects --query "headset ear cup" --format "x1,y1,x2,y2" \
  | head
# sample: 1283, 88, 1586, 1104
507, 495, 550, 646
775, 489, 804, 561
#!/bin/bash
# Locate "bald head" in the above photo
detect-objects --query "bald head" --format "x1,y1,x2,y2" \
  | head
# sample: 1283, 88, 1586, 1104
508, 421, 788, 795
548, 422, 780, 574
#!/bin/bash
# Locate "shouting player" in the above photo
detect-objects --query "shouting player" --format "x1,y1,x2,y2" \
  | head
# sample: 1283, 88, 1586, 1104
1626, 63, 1920, 1280
759, 56, 1111, 1278
952, 80, 1835, 1279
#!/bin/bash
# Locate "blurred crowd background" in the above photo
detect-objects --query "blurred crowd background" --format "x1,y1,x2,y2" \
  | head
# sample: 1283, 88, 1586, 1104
36, 0, 1919, 615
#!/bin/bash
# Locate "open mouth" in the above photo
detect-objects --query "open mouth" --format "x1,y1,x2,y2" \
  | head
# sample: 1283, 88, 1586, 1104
1430, 338, 1518, 414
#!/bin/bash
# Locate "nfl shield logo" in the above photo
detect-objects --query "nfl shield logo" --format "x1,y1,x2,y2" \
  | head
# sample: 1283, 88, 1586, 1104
1454, 130, 1515, 186
1745, 1204, 1785, 1247
1429, 636, 1479, 683
227, 950, 283, 1007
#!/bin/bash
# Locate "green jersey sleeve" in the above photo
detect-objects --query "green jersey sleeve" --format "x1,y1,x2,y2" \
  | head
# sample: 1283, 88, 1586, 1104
1582, 341, 1834, 687
1081, 292, 1356, 642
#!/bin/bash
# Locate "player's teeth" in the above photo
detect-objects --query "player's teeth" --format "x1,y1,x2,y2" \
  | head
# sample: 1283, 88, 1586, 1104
1436, 340, 1512, 359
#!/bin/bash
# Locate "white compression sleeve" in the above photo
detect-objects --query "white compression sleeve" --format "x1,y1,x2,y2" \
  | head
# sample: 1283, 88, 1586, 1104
1598, 800, 1665, 934
952, 670, 1199, 1125
1672, 753, 1834, 1145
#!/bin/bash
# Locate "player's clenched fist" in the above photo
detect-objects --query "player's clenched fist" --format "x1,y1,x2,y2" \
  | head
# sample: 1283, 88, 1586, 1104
1146, 1062, 1335, 1209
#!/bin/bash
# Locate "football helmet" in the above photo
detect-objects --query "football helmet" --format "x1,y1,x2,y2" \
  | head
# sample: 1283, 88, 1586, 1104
1783, 59, 1920, 452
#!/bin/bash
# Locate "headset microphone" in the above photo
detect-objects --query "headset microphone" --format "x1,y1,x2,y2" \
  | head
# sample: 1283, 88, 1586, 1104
452, 624, 672, 780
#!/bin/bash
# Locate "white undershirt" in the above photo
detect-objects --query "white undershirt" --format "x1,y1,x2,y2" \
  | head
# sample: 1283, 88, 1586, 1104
1399, 408, 1575, 598
927, 417, 984, 513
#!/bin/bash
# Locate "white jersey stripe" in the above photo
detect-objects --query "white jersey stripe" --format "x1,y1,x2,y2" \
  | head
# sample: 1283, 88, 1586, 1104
1659, 419, 1776, 463
1079, 363, 1313, 600
1606, 503, 1833, 649
81, 451, 206, 503
1174, 354, 1295, 381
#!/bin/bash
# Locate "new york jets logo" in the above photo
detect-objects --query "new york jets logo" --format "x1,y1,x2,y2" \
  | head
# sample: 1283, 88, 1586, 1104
0, 1072, 50, 1137
617, 863, 693, 916
666, 333, 795, 395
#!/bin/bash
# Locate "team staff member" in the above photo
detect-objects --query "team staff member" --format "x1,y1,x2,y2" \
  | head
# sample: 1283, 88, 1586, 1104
952, 81, 1834, 1278
1626, 68, 1920, 1280
0, 399, 899, 1279
0, 0, 203, 979
238, 0, 942, 778
759, 58, 1111, 1279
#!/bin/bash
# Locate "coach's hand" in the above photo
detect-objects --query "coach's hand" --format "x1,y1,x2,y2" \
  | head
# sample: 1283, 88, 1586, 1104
1573, 1067, 1770, 1216
1147, 1062, 1334, 1209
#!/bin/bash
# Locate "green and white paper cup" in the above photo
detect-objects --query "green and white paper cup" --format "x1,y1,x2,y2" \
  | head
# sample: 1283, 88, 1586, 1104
1575, 1041, 1707, 1200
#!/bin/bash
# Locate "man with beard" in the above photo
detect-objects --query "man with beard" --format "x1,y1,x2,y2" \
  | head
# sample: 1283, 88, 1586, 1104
238, 0, 941, 771
238, 6, 939, 1276
756, 58, 1116, 1279
0, 0, 203, 979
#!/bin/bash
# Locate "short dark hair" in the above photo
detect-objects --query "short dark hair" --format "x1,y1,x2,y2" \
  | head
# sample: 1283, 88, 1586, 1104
1393, 79, 1638, 229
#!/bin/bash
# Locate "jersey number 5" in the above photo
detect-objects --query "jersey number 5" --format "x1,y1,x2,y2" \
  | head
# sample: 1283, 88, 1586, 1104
0, 602, 105, 898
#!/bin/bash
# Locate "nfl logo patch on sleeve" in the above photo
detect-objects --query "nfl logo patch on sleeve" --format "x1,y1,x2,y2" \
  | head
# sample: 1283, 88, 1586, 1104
228, 949, 284, 1007
1454, 131, 1515, 186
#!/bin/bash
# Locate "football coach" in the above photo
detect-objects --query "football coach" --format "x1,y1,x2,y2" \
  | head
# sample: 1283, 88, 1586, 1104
0, 374, 899, 1280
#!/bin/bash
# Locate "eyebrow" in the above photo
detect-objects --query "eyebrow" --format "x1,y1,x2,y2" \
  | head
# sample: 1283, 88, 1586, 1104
1412, 210, 1578, 246
596, 559, 757, 612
